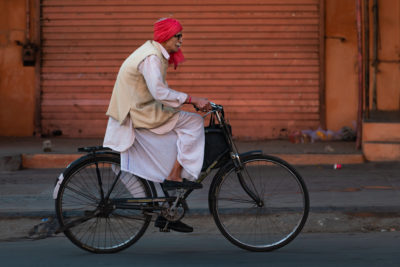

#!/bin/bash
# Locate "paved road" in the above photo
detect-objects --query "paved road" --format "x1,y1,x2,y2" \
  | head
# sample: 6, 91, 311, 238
1, 162, 400, 241
1, 163, 400, 266
0, 232, 399, 266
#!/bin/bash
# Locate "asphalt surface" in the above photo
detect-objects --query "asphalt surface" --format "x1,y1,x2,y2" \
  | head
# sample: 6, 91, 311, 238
1, 162, 400, 241
0, 232, 399, 266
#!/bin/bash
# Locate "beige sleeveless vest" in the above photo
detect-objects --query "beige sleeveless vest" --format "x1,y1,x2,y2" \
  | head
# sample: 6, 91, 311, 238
106, 40, 177, 129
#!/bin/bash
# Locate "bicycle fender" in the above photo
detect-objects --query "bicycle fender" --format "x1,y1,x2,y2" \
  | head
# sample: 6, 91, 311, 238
52, 151, 120, 199
53, 173, 64, 199
53, 153, 94, 200
239, 150, 263, 157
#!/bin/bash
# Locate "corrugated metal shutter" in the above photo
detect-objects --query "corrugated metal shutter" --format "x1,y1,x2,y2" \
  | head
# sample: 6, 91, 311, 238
41, 0, 322, 139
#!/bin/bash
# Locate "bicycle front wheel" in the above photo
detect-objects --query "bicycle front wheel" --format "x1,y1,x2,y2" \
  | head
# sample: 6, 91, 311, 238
55, 153, 152, 253
210, 154, 309, 252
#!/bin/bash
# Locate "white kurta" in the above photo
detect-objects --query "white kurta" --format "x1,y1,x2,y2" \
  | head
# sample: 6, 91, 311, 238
104, 43, 204, 183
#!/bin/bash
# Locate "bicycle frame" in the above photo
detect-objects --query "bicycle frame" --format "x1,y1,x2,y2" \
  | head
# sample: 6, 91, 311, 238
56, 102, 309, 253
66, 104, 263, 217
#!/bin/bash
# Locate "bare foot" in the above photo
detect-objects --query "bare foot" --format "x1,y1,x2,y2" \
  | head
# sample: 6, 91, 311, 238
166, 176, 182, 182
166, 159, 183, 182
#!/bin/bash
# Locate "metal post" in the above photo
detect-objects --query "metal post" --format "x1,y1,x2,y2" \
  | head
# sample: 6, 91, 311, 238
364, 0, 370, 119
372, 0, 379, 111
34, 0, 42, 136
356, 0, 364, 150
319, 0, 326, 129
26, 0, 30, 42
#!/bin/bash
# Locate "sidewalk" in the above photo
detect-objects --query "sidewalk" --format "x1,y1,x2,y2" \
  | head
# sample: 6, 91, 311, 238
0, 137, 364, 170
1, 137, 399, 240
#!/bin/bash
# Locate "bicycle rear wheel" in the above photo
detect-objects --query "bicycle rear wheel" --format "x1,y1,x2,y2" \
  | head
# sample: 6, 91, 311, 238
210, 154, 309, 252
55, 153, 152, 253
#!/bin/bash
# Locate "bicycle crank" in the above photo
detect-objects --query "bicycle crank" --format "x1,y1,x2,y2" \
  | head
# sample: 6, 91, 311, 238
161, 189, 187, 222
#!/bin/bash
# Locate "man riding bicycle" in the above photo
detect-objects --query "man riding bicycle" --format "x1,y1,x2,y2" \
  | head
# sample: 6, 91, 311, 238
103, 18, 211, 232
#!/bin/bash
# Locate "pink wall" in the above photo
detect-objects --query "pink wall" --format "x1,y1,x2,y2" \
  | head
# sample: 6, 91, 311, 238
0, 0, 36, 136
325, 0, 359, 131
0, 0, 398, 137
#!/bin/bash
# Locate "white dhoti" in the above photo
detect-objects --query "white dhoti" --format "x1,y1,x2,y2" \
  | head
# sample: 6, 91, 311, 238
104, 44, 205, 184
103, 111, 204, 183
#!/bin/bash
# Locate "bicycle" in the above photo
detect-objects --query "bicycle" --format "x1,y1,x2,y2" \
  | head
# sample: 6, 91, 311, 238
53, 103, 309, 253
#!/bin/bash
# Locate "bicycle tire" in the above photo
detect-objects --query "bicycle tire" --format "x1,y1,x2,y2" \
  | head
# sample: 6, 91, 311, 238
55, 153, 152, 253
210, 154, 309, 252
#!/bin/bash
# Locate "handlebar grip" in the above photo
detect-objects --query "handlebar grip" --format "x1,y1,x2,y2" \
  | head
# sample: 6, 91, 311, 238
210, 102, 223, 111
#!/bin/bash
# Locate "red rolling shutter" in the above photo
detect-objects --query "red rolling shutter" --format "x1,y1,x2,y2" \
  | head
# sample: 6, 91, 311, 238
41, 0, 323, 139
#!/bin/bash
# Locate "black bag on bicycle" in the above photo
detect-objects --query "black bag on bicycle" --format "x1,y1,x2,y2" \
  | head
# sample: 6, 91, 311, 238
202, 113, 231, 171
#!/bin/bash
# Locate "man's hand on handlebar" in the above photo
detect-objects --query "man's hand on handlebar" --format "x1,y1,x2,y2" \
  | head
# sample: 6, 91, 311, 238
190, 96, 212, 112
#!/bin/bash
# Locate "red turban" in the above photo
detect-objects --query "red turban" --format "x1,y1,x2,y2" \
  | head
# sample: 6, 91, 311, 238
153, 18, 185, 69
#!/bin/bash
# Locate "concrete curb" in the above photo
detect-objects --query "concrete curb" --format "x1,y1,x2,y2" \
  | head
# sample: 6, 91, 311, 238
21, 154, 82, 169
0, 152, 365, 170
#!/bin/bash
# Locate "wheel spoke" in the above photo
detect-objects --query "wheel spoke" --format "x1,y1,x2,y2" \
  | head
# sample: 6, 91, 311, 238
217, 197, 257, 205
64, 185, 99, 203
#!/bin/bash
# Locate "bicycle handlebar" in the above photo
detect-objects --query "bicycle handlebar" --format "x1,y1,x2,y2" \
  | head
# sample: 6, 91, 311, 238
195, 101, 222, 114
210, 102, 223, 111
200, 102, 223, 118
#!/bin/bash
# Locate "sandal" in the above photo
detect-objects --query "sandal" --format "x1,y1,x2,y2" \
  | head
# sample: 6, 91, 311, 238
154, 216, 193, 233
162, 178, 202, 190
